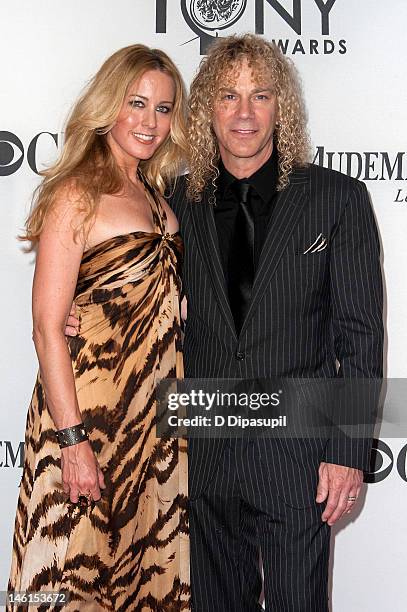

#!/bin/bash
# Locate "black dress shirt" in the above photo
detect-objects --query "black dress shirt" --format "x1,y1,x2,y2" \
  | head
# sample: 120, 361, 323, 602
215, 148, 279, 280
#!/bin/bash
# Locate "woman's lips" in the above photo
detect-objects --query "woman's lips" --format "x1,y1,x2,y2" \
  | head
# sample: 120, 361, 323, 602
131, 132, 156, 144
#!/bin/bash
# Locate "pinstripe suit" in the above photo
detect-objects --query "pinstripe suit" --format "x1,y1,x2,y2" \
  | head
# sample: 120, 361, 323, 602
169, 163, 383, 611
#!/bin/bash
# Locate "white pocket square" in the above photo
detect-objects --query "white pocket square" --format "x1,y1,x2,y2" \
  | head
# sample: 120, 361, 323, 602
303, 233, 328, 254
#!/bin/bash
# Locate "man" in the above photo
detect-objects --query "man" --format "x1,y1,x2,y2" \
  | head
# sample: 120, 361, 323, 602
169, 34, 383, 611
66, 34, 383, 611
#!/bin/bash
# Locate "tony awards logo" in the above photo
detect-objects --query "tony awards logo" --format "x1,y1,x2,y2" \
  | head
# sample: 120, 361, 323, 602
156, 0, 346, 55
182, 0, 247, 33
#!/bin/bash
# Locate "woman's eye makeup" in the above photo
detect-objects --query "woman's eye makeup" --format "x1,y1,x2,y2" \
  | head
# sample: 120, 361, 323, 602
128, 99, 172, 113
156, 105, 172, 113
129, 99, 144, 108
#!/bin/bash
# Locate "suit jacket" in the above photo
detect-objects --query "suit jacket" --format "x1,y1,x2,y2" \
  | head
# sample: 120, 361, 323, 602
168, 163, 383, 505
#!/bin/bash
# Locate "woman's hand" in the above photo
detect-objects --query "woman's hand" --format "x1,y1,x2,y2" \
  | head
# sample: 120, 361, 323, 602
181, 297, 187, 322
61, 440, 106, 503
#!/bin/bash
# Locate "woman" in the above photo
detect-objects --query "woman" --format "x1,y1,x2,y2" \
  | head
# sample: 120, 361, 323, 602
7, 45, 189, 611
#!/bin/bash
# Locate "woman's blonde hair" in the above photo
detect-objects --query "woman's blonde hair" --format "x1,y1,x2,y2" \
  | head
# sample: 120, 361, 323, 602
23, 44, 187, 244
187, 34, 310, 201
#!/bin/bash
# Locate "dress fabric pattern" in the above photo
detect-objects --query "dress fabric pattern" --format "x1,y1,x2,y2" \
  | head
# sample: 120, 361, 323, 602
8, 192, 189, 611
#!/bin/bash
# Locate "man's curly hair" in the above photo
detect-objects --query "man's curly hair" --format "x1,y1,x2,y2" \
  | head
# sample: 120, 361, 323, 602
187, 34, 311, 202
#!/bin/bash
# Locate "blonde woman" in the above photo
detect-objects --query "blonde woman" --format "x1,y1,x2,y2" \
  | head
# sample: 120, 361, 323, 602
8, 45, 189, 611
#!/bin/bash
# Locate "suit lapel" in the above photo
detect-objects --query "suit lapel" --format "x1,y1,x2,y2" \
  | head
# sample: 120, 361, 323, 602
240, 166, 310, 335
190, 188, 237, 339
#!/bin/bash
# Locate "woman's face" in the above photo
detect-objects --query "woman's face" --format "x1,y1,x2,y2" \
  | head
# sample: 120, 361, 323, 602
107, 69, 175, 167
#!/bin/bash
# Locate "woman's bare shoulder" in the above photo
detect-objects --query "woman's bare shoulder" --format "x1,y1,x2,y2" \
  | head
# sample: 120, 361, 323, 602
40, 180, 89, 249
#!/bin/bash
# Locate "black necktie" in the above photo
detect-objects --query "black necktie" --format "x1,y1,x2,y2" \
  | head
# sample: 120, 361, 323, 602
227, 181, 254, 334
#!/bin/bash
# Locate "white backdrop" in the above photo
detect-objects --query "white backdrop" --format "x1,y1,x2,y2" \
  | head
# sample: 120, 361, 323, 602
1, 2, 406, 610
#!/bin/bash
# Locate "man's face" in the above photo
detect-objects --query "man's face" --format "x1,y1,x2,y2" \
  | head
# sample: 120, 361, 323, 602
212, 58, 278, 175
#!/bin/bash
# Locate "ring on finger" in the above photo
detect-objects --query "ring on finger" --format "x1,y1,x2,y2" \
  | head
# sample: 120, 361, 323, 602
347, 495, 357, 502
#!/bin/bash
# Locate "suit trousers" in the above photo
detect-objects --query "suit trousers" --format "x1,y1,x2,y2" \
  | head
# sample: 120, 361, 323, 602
189, 439, 330, 612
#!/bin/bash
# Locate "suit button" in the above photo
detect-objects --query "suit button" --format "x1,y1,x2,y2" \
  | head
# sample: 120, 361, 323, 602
235, 351, 246, 361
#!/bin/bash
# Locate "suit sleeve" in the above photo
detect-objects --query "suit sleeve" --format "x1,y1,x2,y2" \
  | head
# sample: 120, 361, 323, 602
323, 179, 384, 471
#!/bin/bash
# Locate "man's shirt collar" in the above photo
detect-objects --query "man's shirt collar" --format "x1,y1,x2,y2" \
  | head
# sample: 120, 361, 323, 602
217, 146, 279, 204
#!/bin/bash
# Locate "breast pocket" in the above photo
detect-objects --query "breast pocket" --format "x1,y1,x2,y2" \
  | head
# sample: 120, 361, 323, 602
284, 246, 330, 304
294, 248, 330, 269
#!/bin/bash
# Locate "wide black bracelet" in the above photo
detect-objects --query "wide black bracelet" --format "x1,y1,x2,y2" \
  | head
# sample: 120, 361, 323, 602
55, 423, 89, 449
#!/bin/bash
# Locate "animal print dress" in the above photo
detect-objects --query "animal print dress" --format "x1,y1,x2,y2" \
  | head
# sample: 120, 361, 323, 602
8, 188, 190, 611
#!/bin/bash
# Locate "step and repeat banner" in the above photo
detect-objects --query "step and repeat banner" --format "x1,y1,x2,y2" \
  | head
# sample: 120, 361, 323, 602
1, 2, 406, 610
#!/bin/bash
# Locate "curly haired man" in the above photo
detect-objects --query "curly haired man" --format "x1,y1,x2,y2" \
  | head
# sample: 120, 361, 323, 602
170, 34, 383, 611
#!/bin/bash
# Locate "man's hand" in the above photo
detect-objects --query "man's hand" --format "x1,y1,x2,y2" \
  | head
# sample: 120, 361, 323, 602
316, 461, 363, 526
65, 303, 80, 337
